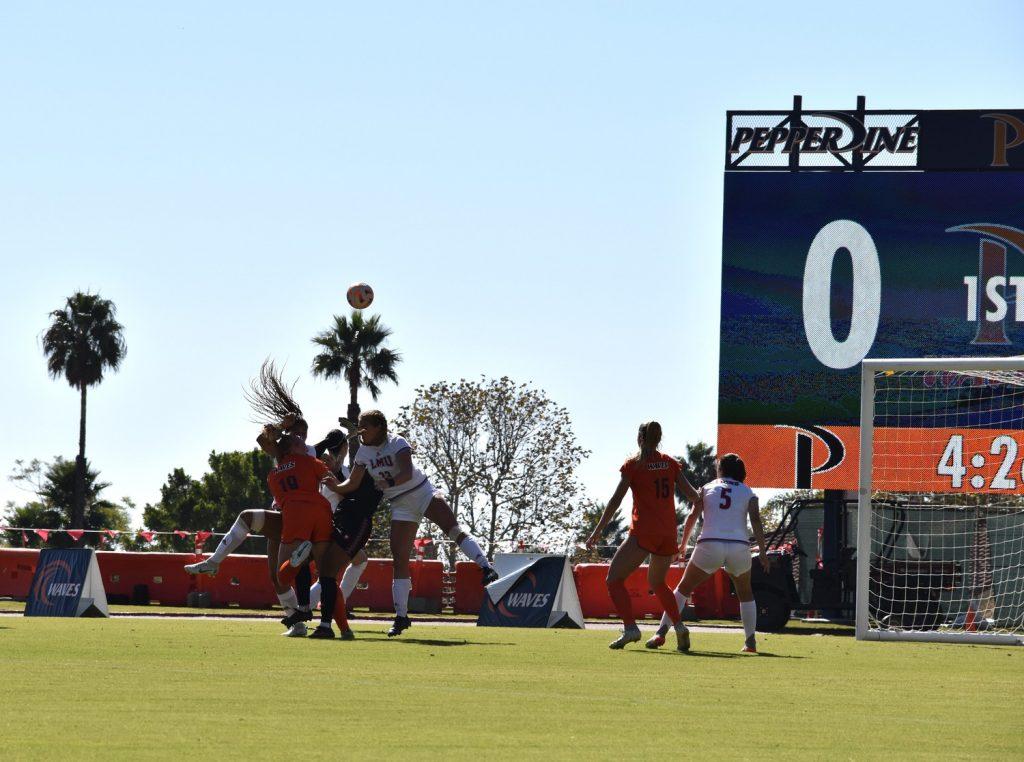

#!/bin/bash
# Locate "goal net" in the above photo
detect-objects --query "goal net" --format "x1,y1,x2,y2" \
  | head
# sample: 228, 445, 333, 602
857, 358, 1024, 644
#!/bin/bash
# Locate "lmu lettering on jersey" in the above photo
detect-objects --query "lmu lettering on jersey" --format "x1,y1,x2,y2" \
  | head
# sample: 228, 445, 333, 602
371, 456, 394, 470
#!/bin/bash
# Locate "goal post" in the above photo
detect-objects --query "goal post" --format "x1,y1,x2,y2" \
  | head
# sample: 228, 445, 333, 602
858, 358, 1024, 645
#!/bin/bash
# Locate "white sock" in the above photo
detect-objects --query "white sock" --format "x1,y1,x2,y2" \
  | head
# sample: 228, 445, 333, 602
341, 559, 367, 599
392, 577, 412, 617
458, 536, 489, 568
740, 600, 757, 640
209, 516, 250, 564
277, 589, 298, 616
658, 592, 688, 635
309, 581, 322, 610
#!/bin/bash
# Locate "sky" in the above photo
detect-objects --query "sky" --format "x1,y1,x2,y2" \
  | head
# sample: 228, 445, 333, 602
1, 2, 1022, 527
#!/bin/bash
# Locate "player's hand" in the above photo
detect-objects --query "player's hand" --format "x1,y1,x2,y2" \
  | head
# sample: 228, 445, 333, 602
338, 416, 357, 433
373, 478, 389, 492
321, 474, 339, 490
584, 530, 600, 550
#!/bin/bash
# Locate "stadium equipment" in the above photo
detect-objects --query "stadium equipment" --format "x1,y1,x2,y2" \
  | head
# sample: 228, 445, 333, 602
858, 358, 1024, 645
478, 553, 585, 629
346, 282, 374, 309
25, 548, 109, 618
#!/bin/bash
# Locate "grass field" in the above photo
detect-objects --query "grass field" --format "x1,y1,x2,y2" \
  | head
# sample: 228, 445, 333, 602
2, 616, 1022, 760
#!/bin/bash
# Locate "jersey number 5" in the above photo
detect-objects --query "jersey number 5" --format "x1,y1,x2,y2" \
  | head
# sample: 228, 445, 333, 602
719, 488, 732, 510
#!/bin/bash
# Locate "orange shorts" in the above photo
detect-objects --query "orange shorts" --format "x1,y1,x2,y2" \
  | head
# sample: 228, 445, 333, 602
630, 529, 677, 558
281, 501, 333, 543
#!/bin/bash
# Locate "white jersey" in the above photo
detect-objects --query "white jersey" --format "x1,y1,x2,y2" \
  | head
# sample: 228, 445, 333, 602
321, 463, 350, 512
697, 478, 755, 543
353, 435, 429, 500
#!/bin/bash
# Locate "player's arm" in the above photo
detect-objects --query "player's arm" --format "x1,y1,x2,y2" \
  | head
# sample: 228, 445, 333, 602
674, 468, 700, 505
679, 493, 703, 556
325, 464, 367, 495
585, 475, 630, 549
747, 495, 770, 572
257, 424, 283, 458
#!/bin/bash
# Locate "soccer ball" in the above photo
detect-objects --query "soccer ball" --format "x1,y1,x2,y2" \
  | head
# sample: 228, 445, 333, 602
346, 283, 374, 310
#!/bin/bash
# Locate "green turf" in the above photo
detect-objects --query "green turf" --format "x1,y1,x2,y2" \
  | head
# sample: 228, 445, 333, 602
2, 618, 1021, 760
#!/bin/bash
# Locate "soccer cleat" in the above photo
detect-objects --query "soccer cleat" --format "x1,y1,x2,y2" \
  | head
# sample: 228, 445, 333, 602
183, 558, 219, 577
675, 624, 691, 653
482, 567, 499, 585
288, 540, 312, 568
741, 634, 757, 654
339, 628, 356, 641
387, 615, 413, 637
645, 634, 665, 649
308, 625, 335, 639
280, 608, 314, 628
281, 622, 307, 637
608, 627, 642, 649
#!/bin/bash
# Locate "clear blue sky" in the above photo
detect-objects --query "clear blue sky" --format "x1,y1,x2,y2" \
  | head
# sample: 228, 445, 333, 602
1, 2, 1021, 525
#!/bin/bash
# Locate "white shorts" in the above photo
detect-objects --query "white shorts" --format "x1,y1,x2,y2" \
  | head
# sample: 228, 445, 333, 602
388, 479, 438, 524
690, 540, 752, 577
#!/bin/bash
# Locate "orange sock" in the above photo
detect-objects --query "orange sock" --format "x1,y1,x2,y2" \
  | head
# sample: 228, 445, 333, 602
333, 588, 349, 631
278, 560, 299, 587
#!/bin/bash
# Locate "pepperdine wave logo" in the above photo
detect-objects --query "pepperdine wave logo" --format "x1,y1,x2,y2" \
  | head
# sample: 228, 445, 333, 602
485, 570, 551, 618
729, 111, 919, 157
30, 559, 74, 607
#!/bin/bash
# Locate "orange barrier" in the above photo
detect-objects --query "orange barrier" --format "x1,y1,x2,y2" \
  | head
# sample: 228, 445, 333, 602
572, 563, 735, 620
0, 549, 445, 612
453, 561, 484, 614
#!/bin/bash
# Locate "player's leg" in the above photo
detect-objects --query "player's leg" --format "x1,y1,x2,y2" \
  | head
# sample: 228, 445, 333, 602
308, 541, 338, 639
388, 519, 419, 637
650, 546, 715, 650
726, 546, 757, 653
330, 514, 374, 639
424, 497, 498, 584
277, 540, 313, 586
605, 535, 648, 649
184, 509, 265, 576
646, 551, 691, 649
341, 548, 369, 600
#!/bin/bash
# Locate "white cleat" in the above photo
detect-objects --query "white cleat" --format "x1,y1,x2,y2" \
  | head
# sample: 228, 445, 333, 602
282, 622, 308, 637
288, 541, 312, 568
608, 627, 642, 649
675, 624, 691, 653
183, 558, 220, 577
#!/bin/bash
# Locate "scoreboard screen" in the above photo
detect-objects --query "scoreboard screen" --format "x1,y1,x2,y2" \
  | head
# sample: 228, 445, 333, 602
717, 103, 1024, 490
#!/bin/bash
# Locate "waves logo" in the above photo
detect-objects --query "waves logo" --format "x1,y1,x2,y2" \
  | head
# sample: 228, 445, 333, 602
485, 570, 552, 620
30, 559, 79, 607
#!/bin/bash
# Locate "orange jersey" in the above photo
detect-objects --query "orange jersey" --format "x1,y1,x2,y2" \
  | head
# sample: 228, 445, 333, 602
620, 452, 681, 541
268, 453, 331, 511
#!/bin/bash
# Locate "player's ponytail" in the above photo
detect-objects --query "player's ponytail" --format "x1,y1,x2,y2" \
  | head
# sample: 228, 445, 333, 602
244, 358, 304, 424
635, 421, 662, 463
719, 453, 746, 482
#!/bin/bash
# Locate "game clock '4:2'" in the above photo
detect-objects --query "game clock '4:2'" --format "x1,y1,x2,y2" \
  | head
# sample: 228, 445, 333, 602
938, 434, 1020, 490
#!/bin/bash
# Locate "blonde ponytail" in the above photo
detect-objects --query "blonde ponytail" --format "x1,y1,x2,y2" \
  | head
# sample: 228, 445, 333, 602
634, 421, 663, 463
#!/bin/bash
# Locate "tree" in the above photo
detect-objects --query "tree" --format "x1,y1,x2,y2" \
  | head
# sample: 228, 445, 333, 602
143, 450, 275, 552
3, 457, 132, 548
41, 292, 126, 534
394, 377, 591, 561
310, 311, 401, 445
573, 500, 629, 562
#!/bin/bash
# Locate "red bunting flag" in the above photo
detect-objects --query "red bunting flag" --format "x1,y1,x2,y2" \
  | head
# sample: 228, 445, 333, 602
66, 530, 85, 541
105, 529, 120, 538
34, 529, 50, 542
174, 530, 189, 539
194, 530, 213, 549
22, 531, 29, 545
138, 530, 155, 543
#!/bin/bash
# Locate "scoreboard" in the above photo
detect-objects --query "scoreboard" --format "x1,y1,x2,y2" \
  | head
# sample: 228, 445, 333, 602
717, 100, 1024, 490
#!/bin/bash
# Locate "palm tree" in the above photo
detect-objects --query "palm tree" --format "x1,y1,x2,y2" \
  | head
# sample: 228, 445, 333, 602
311, 311, 401, 447
41, 292, 126, 533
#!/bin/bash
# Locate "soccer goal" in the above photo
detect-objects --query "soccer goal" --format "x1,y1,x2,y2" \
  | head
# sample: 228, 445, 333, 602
857, 358, 1024, 645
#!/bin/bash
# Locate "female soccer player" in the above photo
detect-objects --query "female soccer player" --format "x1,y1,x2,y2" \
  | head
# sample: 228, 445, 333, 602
585, 421, 701, 650
646, 453, 770, 654
325, 410, 498, 637
279, 428, 383, 640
